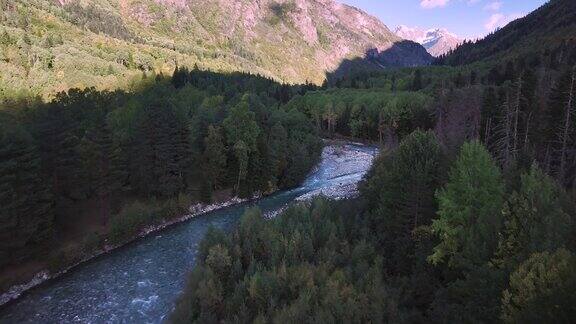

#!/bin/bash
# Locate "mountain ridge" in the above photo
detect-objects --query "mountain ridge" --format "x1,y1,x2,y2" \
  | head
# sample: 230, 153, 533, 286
395, 25, 462, 57
0, 0, 432, 98
436, 0, 576, 66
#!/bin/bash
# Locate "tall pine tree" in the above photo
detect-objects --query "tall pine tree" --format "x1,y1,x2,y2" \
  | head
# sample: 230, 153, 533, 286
0, 119, 53, 266
430, 141, 504, 270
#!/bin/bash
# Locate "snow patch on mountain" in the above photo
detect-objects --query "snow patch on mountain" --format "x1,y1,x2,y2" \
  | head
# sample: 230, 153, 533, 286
395, 25, 462, 57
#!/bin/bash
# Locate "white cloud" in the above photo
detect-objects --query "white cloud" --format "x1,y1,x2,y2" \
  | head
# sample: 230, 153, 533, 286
484, 1, 502, 11
420, 0, 450, 9
467, 0, 481, 5
484, 12, 524, 31
485, 13, 504, 30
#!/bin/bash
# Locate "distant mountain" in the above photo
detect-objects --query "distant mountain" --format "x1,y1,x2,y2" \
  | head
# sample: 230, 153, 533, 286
0, 0, 432, 97
436, 0, 576, 66
395, 25, 462, 57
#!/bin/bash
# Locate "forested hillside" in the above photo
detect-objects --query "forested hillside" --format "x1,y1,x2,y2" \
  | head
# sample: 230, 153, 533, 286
0, 69, 322, 290
436, 0, 576, 66
0, 0, 431, 99
1, 0, 576, 321
284, 89, 434, 142
171, 0, 576, 322
172, 133, 576, 323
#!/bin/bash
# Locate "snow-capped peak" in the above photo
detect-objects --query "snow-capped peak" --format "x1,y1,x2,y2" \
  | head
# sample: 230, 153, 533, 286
394, 25, 462, 57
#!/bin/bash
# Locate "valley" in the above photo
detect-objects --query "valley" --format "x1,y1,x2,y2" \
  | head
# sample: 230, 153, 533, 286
1, 0, 575, 323
0, 142, 377, 323
0, 0, 431, 99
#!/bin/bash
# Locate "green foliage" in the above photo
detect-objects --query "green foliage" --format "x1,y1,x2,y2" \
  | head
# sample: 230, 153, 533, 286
171, 199, 402, 323
132, 95, 191, 197
173, 129, 576, 323
1, 0, 410, 97
502, 249, 576, 323
3, 0, 576, 318
270, 1, 297, 20
285, 89, 433, 141
268, 122, 288, 187
361, 130, 446, 274
233, 140, 249, 194
64, 2, 135, 42
165, 2, 576, 320
202, 126, 227, 189
0, 117, 53, 266
109, 200, 156, 244
109, 194, 192, 245
411, 70, 423, 91
223, 95, 261, 152
496, 165, 572, 268
544, 67, 576, 186
430, 263, 508, 323
0, 70, 322, 273
33, 101, 86, 200
436, 0, 576, 67
430, 141, 505, 269
268, 1, 297, 25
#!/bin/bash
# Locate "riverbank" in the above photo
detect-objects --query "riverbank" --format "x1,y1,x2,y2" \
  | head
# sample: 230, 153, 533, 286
0, 195, 257, 307
297, 143, 377, 200
0, 142, 377, 323
323, 133, 382, 147
266, 142, 378, 218
0, 141, 376, 307
0, 142, 379, 322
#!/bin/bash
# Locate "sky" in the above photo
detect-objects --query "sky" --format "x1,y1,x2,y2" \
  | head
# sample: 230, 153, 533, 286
340, 0, 548, 39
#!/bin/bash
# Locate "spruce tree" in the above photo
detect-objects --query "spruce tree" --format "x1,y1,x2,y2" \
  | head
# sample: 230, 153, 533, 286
199, 178, 213, 204
171, 66, 189, 89
558, 68, 575, 183
502, 249, 576, 323
134, 99, 190, 197
495, 165, 572, 269
268, 123, 288, 185
361, 130, 446, 273
430, 141, 505, 270
546, 67, 576, 185
0, 120, 53, 266
481, 86, 499, 150
223, 95, 260, 152
412, 70, 423, 91
79, 120, 116, 224
233, 140, 248, 193
202, 126, 227, 189
519, 68, 538, 147
33, 103, 85, 200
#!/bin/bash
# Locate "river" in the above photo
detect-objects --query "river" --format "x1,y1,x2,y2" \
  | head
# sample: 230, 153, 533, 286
0, 143, 377, 323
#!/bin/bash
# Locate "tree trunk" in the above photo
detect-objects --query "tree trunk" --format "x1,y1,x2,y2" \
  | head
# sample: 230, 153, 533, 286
332, 117, 337, 134
100, 194, 110, 227
502, 94, 512, 168
524, 112, 532, 146
544, 144, 552, 174
559, 69, 575, 180
236, 172, 241, 193
484, 117, 492, 146
512, 75, 523, 156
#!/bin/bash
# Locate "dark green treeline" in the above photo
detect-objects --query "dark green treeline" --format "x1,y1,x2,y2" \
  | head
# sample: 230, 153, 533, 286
172, 131, 576, 323
0, 69, 322, 268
